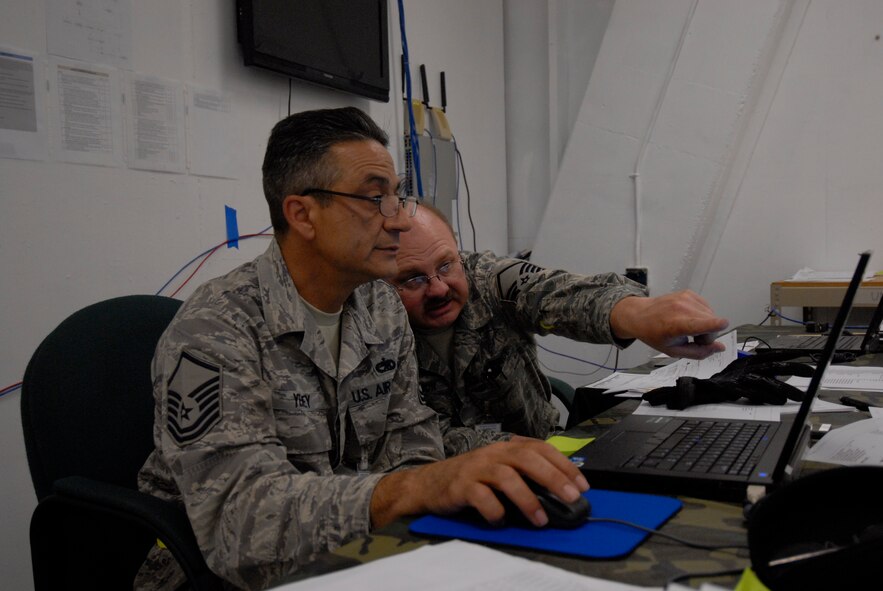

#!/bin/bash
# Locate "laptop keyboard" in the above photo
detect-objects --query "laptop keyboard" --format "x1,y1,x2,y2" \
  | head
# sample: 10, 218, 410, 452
621, 419, 773, 476
778, 334, 861, 349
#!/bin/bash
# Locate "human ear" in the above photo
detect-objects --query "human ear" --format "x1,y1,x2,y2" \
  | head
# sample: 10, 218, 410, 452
282, 195, 316, 241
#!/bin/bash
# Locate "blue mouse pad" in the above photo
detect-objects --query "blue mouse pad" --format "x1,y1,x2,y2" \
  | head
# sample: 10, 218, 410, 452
409, 489, 682, 559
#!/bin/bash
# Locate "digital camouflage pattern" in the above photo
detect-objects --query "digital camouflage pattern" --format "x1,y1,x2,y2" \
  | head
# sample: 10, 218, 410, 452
415, 250, 647, 456
136, 241, 444, 590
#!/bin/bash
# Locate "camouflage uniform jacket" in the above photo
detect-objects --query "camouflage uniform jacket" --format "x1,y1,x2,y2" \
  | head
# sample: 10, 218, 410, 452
414, 251, 648, 456
137, 240, 444, 590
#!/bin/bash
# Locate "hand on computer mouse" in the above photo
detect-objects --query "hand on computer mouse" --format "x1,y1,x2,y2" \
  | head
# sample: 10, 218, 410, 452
459, 477, 591, 529
513, 478, 591, 529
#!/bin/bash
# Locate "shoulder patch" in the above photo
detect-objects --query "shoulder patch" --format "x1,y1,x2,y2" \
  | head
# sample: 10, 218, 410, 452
166, 350, 222, 446
495, 260, 545, 302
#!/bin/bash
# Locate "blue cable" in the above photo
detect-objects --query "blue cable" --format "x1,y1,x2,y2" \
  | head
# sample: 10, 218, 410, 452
155, 225, 272, 296
397, 0, 423, 197
0, 383, 22, 400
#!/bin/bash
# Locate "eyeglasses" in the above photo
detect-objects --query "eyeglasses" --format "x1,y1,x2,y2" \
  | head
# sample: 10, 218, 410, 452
395, 259, 462, 292
302, 188, 419, 218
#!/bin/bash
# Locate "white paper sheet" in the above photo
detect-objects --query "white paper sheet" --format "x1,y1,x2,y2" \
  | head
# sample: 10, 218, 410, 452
631, 397, 851, 421
582, 331, 738, 395
272, 540, 658, 591
803, 418, 883, 465
125, 72, 185, 173
185, 84, 240, 179
786, 366, 883, 392
0, 47, 48, 161
48, 57, 123, 167
46, 0, 132, 68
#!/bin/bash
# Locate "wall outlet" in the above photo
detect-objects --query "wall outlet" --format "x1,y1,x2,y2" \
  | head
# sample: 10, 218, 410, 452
625, 267, 648, 286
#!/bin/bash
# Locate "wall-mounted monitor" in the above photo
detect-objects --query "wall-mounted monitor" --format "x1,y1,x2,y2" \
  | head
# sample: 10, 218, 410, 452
236, 0, 390, 102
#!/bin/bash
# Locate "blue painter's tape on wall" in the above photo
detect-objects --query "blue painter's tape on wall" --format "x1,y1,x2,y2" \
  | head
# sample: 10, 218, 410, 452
225, 205, 239, 249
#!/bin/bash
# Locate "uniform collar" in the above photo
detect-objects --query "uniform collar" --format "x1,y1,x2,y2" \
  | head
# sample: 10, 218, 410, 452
459, 253, 494, 330
256, 240, 383, 346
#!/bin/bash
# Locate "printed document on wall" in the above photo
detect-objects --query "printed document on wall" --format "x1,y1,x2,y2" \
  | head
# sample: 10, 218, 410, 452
48, 57, 123, 168
0, 47, 48, 161
126, 72, 185, 173
46, 0, 132, 69
186, 85, 240, 179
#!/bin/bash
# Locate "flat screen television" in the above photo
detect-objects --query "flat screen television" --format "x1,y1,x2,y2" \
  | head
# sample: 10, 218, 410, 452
236, 0, 390, 102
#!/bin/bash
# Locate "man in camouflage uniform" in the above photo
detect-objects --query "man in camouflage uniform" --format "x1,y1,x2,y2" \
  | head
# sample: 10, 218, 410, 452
392, 204, 729, 456
136, 107, 589, 590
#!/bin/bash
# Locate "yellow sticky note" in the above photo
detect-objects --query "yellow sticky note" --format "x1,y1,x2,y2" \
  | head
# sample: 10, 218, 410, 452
734, 568, 770, 591
545, 435, 594, 456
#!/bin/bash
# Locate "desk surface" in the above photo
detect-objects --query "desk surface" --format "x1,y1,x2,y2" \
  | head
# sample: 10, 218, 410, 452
288, 400, 752, 589
285, 326, 877, 589
770, 278, 883, 325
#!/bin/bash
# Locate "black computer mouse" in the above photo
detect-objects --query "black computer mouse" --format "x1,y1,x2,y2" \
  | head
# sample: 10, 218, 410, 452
496, 478, 591, 529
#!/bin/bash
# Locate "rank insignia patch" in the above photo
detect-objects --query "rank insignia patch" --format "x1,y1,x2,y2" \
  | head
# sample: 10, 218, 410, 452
166, 350, 222, 446
495, 260, 544, 301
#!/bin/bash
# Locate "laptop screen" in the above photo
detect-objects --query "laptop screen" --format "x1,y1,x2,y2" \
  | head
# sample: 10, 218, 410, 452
771, 250, 872, 482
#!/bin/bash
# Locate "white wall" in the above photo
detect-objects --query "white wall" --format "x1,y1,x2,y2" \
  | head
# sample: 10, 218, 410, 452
0, 1, 507, 588
504, 0, 614, 255
533, 0, 883, 385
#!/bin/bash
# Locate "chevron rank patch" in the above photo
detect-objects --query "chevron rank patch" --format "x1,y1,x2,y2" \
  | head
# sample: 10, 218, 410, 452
166, 350, 222, 446
495, 260, 544, 302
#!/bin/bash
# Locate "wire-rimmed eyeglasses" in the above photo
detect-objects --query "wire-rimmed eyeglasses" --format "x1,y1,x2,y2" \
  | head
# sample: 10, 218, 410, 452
394, 259, 462, 292
302, 188, 419, 218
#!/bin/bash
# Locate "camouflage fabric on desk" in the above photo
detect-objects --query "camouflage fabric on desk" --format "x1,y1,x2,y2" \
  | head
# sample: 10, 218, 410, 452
284, 366, 879, 589
286, 496, 748, 589
285, 401, 750, 589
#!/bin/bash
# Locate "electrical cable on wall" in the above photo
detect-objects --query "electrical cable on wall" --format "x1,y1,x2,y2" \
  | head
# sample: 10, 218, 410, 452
453, 136, 477, 251
0, 381, 22, 400
397, 0, 423, 197
156, 226, 273, 297
1, 226, 275, 399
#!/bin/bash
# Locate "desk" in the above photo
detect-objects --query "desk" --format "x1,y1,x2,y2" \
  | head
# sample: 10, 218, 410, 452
769, 278, 883, 325
284, 328, 877, 589
287, 400, 751, 589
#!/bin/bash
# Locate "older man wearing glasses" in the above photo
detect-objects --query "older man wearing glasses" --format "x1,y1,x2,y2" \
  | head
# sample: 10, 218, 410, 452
136, 108, 589, 591
391, 203, 730, 457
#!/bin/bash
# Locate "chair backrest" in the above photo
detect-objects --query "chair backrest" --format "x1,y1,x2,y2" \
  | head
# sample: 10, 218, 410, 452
21, 295, 181, 500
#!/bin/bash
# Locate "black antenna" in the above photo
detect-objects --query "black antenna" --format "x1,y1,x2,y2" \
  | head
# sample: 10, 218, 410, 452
440, 71, 447, 112
419, 64, 430, 107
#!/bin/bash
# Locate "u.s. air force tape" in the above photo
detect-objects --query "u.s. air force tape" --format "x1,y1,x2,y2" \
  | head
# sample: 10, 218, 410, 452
166, 350, 222, 446
495, 260, 545, 302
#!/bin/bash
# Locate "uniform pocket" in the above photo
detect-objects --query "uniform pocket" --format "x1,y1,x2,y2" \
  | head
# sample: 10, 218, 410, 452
273, 393, 333, 472
347, 396, 390, 447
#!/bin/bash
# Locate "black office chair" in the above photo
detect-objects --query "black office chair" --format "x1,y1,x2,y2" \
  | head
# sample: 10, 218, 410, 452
547, 375, 580, 430
20, 295, 223, 590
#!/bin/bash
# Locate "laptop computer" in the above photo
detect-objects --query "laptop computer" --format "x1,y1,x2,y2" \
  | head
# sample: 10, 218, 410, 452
761, 288, 883, 355
573, 251, 872, 502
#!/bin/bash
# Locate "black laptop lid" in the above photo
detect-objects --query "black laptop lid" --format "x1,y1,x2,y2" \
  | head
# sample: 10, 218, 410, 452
771, 251, 872, 482
859, 288, 883, 353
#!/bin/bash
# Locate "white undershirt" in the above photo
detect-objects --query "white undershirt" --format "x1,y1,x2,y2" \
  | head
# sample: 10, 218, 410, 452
301, 296, 343, 372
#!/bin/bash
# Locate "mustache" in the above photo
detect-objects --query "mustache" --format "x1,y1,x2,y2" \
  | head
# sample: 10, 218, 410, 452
424, 294, 453, 310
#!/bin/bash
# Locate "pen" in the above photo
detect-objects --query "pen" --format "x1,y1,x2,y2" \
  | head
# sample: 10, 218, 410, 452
839, 395, 877, 411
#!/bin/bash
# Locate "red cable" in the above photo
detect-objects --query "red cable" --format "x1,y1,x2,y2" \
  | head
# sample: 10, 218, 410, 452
169, 233, 272, 298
